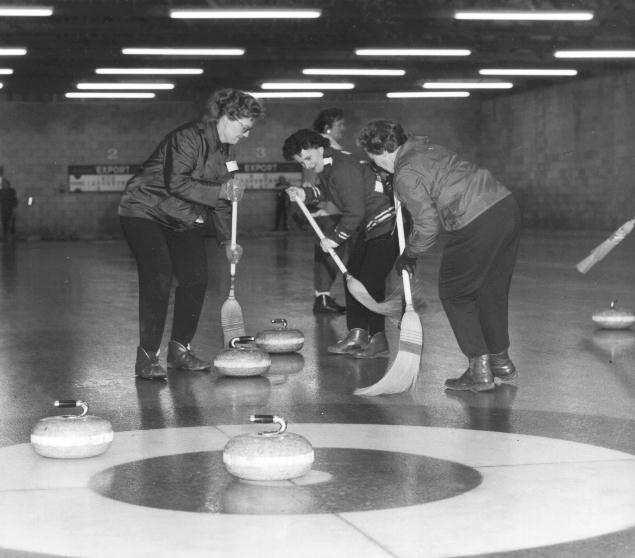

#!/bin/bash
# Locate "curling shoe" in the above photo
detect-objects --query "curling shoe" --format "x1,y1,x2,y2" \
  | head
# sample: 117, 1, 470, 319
490, 349, 518, 384
135, 347, 168, 381
327, 328, 370, 354
167, 341, 211, 371
351, 331, 390, 359
313, 294, 346, 314
445, 354, 495, 392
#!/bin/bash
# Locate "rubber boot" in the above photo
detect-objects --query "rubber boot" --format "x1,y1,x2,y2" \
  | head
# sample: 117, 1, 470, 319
167, 341, 211, 371
351, 331, 390, 359
135, 347, 168, 381
445, 354, 495, 392
490, 349, 517, 384
327, 328, 370, 354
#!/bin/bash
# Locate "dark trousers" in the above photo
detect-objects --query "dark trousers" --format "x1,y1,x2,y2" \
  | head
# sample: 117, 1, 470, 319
438, 195, 521, 357
345, 230, 399, 335
1, 210, 15, 239
313, 215, 347, 294
274, 198, 288, 231
120, 217, 208, 353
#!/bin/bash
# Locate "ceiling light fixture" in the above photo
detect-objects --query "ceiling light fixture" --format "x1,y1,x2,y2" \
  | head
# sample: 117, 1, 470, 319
170, 9, 321, 19
261, 82, 354, 90
423, 81, 513, 89
387, 92, 470, 98
454, 11, 593, 21
357, 48, 470, 56
0, 7, 53, 16
96, 68, 203, 75
65, 92, 156, 99
479, 68, 578, 76
0, 68, 13, 74
303, 68, 405, 76
554, 50, 635, 58
77, 82, 174, 90
0, 48, 27, 56
122, 48, 244, 56
249, 91, 324, 98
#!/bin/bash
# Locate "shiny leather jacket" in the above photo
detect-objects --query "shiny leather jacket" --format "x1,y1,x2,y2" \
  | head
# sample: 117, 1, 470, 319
118, 120, 235, 241
394, 137, 511, 257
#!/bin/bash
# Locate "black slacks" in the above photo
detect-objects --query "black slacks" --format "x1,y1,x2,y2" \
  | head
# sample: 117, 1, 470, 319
120, 216, 208, 353
438, 195, 521, 357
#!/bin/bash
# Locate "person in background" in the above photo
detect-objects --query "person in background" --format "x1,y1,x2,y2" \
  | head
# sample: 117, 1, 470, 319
283, 129, 398, 358
273, 175, 290, 231
357, 119, 521, 391
0, 177, 18, 242
307, 107, 347, 314
118, 88, 264, 381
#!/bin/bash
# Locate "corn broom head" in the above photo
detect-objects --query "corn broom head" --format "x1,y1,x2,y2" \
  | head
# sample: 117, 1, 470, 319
221, 278, 245, 346
354, 305, 422, 396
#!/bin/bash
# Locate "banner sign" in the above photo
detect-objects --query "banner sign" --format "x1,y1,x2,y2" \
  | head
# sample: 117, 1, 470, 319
68, 165, 140, 192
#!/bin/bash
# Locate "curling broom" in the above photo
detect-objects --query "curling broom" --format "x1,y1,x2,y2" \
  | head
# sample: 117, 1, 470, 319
354, 197, 423, 396
295, 199, 385, 313
220, 196, 246, 346
576, 218, 635, 274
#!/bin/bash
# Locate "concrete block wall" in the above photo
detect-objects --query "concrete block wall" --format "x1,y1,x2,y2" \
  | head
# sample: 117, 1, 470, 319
479, 69, 635, 230
0, 96, 479, 239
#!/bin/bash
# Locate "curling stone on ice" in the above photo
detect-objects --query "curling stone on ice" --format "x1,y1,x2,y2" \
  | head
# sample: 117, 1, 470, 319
223, 414, 314, 481
592, 299, 635, 330
30, 400, 113, 459
248, 319, 305, 353
214, 337, 271, 377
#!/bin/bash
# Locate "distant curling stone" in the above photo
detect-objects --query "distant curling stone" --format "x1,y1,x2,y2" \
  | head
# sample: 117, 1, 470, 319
223, 415, 314, 481
251, 319, 304, 353
592, 300, 635, 330
30, 400, 113, 458
214, 337, 271, 376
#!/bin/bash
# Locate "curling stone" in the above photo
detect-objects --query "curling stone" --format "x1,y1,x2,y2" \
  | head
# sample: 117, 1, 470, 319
30, 400, 113, 459
223, 415, 314, 481
214, 337, 271, 377
592, 300, 635, 330
251, 319, 305, 353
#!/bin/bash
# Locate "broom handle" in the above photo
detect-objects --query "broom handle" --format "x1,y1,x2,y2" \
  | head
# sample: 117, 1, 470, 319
230, 199, 238, 276
394, 197, 413, 306
296, 199, 348, 275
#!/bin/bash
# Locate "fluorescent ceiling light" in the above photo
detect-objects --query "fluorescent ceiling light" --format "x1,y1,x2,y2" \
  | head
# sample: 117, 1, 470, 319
77, 82, 174, 90
387, 91, 470, 98
454, 11, 593, 21
554, 50, 635, 58
65, 92, 156, 99
356, 48, 470, 56
0, 83, 3, 89
0, 68, 13, 74
96, 68, 203, 75
303, 68, 405, 76
0, 48, 27, 56
122, 48, 244, 56
423, 81, 513, 89
249, 91, 324, 98
170, 9, 320, 19
479, 68, 578, 76
261, 82, 354, 90
0, 7, 53, 16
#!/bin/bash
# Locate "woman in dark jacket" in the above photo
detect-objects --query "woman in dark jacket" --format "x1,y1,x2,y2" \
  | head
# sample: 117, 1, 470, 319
119, 89, 264, 380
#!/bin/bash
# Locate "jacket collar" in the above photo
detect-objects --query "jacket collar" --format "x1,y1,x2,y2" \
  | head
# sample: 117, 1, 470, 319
199, 120, 230, 156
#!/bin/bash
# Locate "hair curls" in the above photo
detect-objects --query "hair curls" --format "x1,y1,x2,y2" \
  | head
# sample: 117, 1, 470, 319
357, 119, 408, 154
282, 129, 330, 161
205, 89, 264, 122
312, 107, 344, 134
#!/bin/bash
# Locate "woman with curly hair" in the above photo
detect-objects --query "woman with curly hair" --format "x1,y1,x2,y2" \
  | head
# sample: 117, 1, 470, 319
119, 89, 264, 380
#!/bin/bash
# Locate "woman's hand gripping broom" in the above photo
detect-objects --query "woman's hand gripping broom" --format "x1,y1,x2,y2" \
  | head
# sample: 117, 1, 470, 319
354, 197, 423, 396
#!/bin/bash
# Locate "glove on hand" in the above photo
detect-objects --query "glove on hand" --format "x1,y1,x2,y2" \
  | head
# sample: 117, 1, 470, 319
225, 243, 243, 264
395, 252, 417, 276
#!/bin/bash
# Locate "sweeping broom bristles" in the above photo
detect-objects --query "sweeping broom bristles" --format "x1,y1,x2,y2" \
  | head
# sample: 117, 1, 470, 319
354, 198, 423, 396
220, 199, 246, 346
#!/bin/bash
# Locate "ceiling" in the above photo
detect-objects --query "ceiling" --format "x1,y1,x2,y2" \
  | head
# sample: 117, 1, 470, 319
1, 0, 635, 103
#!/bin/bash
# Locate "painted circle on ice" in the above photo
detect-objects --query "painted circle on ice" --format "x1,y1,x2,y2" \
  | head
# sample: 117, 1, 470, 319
0, 424, 634, 557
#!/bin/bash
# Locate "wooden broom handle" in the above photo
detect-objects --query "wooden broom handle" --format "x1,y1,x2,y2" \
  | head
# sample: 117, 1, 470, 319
296, 199, 348, 275
394, 197, 413, 306
230, 199, 238, 275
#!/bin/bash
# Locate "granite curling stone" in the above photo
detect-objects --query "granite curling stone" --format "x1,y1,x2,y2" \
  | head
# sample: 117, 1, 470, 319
252, 319, 304, 353
30, 400, 113, 459
592, 299, 635, 330
223, 415, 314, 481
214, 337, 272, 377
